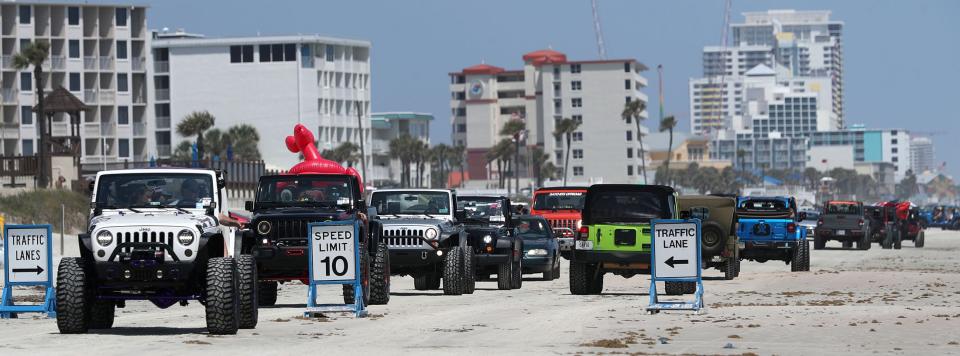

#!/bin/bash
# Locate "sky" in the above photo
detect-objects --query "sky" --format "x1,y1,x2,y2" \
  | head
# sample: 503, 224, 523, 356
135, 0, 959, 178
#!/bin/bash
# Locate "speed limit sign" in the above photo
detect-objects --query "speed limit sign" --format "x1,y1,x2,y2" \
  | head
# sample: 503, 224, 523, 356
309, 223, 357, 282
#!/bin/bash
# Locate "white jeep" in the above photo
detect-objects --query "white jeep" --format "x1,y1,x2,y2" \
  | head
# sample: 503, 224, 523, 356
56, 168, 257, 334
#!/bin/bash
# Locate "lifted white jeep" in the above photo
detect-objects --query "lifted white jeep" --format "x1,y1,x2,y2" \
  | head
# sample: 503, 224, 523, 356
56, 168, 257, 334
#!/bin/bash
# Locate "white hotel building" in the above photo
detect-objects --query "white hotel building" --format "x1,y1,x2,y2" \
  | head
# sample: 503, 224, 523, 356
0, 2, 151, 163
450, 49, 649, 185
152, 31, 373, 171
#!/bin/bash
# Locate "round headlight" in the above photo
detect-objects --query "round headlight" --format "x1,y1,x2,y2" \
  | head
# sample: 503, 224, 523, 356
177, 229, 195, 245
257, 221, 272, 235
96, 230, 113, 247
483, 235, 493, 244
425, 228, 438, 239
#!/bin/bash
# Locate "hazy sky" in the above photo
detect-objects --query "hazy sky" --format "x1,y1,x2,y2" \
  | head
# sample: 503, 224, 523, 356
138, 0, 959, 178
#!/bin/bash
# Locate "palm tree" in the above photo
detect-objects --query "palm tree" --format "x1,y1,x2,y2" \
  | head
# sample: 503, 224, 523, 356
13, 41, 51, 187
413, 140, 429, 188
204, 128, 226, 159
389, 135, 417, 187
500, 119, 526, 195
451, 145, 466, 188
530, 146, 550, 189
226, 124, 261, 160
658, 115, 677, 184
171, 141, 194, 161
622, 100, 648, 183
176, 111, 216, 161
553, 118, 581, 186
430, 144, 452, 188
540, 161, 559, 183
487, 139, 513, 189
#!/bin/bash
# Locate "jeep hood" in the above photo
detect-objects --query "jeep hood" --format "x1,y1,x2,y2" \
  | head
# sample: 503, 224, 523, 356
91, 212, 217, 229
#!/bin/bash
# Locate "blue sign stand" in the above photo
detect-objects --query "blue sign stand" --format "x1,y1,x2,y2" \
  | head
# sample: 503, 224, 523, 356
1, 224, 56, 318
305, 220, 366, 318
647, 219, 704, 314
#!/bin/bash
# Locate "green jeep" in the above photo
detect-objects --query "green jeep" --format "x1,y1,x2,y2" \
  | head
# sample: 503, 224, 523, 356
569, 184, 677, 295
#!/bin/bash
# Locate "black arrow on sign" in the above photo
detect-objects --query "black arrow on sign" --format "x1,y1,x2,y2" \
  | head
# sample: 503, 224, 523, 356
12, 266, 44, 275
664, 256, 689, 268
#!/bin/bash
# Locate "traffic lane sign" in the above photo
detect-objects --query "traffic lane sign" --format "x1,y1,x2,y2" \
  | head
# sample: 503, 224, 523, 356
652, 222, 699, 279
310, 224, 357, 282
4, 227, 50, 284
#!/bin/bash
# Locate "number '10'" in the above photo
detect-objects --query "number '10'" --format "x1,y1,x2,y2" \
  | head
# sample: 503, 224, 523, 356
320, 256, 349, 276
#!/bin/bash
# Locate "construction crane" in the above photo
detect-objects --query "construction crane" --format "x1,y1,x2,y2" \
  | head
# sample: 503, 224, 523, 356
590, 0, 607, 59
709, 0, 733, 135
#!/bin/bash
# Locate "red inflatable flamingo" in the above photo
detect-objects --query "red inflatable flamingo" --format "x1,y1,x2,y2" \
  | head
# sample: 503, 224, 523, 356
285, 123, 364, 192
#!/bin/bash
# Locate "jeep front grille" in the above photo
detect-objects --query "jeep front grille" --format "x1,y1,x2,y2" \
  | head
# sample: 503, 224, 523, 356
382, 228, 427, 248
260, 218, 320, 240
117, 231, 175, 254
549, 219, 580, 230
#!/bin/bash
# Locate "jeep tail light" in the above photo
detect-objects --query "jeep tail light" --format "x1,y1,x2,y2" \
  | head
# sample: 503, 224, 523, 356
817, 218, 823, 226
577, 226, 589, 240
786, 223, 797, 234
858, 219, 865, 227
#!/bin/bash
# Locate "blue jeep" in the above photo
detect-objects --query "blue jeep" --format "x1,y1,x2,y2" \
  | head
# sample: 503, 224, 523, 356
736, 196, 809, 272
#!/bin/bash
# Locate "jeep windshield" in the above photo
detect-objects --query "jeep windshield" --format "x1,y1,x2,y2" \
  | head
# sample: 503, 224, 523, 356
584, 191, 672, 224
95, 173, 214, 209
738, 199, 794, 219
256, 175, 354, 208
370, 191, 451, 216
533, 191, 585, 211
457, 196, 505, 222
825, 202, 861, 215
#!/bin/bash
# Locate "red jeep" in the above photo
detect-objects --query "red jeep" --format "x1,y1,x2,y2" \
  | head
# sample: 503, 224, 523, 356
529, 186, 587, 259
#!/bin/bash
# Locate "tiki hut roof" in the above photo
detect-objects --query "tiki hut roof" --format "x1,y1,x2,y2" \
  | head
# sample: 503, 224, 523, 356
33, 86, 87, 114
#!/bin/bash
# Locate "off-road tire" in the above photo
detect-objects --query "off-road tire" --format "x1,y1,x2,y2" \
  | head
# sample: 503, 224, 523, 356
588, 271, 604, 294
857, 233, 871, 250
723, 258, 737, 280
511, 257, 523, 289
205, 257, 239, 335
700, 224, 725, 256
842, 241, 853, 249
89, 301, 115, 329
258, 281, 278, 306
462, 247, 476, 294
56, 257, 90, 334
791, 242, 806, 272
414, 272, 440, 290
665, 281, 685, 295
343, 250, 371, 305
894, 231, 902, 250
370, 242, 391, 304
544, 268, 554, 280
237, 255, 258, 329
814, 235, 825, 250
497, 259, 513, 290
569, 261, 592, 295
443, 246, 464, 295
552, 260, 561, 280
915, 231, 925, 248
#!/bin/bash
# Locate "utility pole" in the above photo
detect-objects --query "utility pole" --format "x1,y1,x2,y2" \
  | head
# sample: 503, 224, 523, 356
354, 101, 368, 183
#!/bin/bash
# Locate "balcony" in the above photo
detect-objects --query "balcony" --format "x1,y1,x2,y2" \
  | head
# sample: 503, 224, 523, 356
156, 116, 170, 129
83, 123, 99, 137
132, 91, 147, 104
51, 123, 70, 137
133, 122, 146, 137
99, 56, 114, 71
155, 89, 170, 101
157, 144, 171, 157
48, 56, 67, 71
1, 55, 13, 69
84, 89, 97, 103
1, 88, 18, 103
154, 61, 169, 73
83, 56, 97, 70
100, 123, 115, 136
99, 90, 115, 103
131, 57, 146, 71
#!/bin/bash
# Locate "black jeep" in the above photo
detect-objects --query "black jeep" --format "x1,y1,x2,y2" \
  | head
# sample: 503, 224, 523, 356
244, 174, 390, 306
457, 195, 524, 290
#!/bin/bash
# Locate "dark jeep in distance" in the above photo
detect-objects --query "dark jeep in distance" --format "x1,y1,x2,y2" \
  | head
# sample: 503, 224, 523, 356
369, 189, 473, 295
245, 174, 390, 306
457, 195, 524, 290
814, 201, 870, 250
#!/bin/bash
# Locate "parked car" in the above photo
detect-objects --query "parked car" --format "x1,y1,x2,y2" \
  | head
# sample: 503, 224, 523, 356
736, 196, 810, 272
799, 209, 820, 237
814, 201, 870, 250
512, 215, 561, 280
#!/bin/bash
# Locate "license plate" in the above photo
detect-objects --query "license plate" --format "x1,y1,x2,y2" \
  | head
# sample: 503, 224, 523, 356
575, 240, 593, 250
837, 230, 846, 236
738, 241, 745, 250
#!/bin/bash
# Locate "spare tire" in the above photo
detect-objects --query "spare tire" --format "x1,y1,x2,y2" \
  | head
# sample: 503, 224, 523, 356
700, 223, 725, 256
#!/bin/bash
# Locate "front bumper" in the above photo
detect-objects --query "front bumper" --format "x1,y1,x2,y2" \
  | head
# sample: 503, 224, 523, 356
522, 256, 552, 272
94, 260, 196, 288
815, 228, 866, 241
558, 237, 574, 251
253, 245, 308, 280
390, 248, 445, 267
475, 253, 511, 266
741, 240, 800, 249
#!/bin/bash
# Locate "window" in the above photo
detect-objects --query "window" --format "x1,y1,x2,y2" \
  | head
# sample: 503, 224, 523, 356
116, 40, 127, 59
20, 72, 32, 91
627, 148, 633, 158
573, 149, 583, 159
19, 5, 30, 24
624, 62, 631, 72
23, 139, 34, 156
21, 106, 33, 125
571, 81, 581, 91
259, 44, 271, 62
572, 115, 582, 123
626, 130, 633, 141
69, 73, 81, 91
118, 139, 129, 158
68, 7, 80, 25
572, 98, 582, 108
118, 106, 129, 125
627, 165, 634, 176
229, 45, 254, 63
457, 124, 466, 133
117, 73, 128, 92
625, 79, 632, 90
573, 166, 584, 176
284, 44, 296, 61
570, 64, 581, 73
271, 44, 283, 62
68, 40, 80, 58
326, 45, 335, 62
572, 132, 583, 141
892, 147, 898, 154
115, 8, 128, 27
553, 66, 560, 76
625, 96, 632, 103
891, 139, 898, 145
892, 156, 898, 162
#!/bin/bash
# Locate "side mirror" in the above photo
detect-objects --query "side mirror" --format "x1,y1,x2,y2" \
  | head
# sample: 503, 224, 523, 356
244, 201, 254, 211
690, 207, 710, 221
